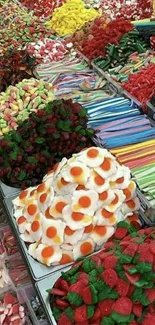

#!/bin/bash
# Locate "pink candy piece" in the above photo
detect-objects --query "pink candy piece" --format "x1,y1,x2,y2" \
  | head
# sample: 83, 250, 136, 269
12, 304, 20, 315
4, 294, 17, 306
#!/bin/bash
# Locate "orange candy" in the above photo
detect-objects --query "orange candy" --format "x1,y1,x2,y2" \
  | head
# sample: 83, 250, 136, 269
65, 226, 75, 236
111, 194, 119, 205
70, 166, 83, 177
84, 224, 94, 233
46, 226, 57, 238
19, 190, 28, 200
37, 183, 46, 193
55, 201, 67, 213
94, 225, 107, 236
126, 200, 136, 209
94, 174, 105, 186
31, 220, 40, 232
116, 176, 124, 184
87, 148, 99, 158
61, 177, 69, 185
80, 241, 93, 255
79, 196, 91, 208
99, 191, 108, 201
42, 246, 54, 258
60, 253, 72, 264
72, 212, 84, 221
17, 216, 26, 225
100, 158, 111, 171
27, 204, 37, 216
101, 208, 113, 218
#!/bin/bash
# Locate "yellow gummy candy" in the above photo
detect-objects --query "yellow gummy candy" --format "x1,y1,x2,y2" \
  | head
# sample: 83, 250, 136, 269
46, 0, 99, 36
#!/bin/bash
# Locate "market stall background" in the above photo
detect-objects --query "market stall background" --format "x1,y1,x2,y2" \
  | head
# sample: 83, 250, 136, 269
0, 0, 155, 324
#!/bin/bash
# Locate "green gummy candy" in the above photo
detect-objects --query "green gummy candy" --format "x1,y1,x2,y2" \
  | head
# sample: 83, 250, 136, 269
101, 316, 115, 325
111, 312, 130, 323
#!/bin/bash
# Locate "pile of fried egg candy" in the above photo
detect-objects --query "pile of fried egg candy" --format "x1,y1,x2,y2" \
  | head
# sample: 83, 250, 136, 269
13, 147, 140, 266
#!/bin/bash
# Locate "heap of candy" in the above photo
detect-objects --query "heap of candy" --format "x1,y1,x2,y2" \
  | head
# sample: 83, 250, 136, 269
13, 147, 139, 266
46, 0, 100, 36
0, 1, 52, 55
49, 223, 155, 325
0, 78, 54, 135
72, 19, 133, 59
26, 39, 73, 64
0, 100, 94, 188
20, 0, 66, 18
0, 50, 36, 92
93, 30, 149, 71
0, 293, 26, 324
99, 0, 152, 20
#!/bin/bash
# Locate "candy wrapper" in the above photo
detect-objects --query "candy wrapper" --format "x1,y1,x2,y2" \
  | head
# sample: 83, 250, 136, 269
13, 147, 139, 266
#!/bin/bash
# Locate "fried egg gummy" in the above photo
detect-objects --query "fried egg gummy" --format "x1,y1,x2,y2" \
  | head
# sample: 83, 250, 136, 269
13, 147, 140, 266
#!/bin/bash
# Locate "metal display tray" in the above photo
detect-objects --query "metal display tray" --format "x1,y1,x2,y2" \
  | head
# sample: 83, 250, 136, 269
3, 196, 73, 281
0, 182, 20, 198
36, 266, 70, 325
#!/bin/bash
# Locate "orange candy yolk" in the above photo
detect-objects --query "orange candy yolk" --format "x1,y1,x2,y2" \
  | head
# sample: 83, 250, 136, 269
55, 201, 66, 213
100, 158, 111, 171
111, 194, 119, 205
84, 224, 94, 233
17, 216, 26, 225
87, 148, 99, 158
61, 177, 69, 185
65, 226, 75, 236
27, 204, 37, 216
31, 220, 40, 232
79, 196, 91, 208
94, 174, 105, 186
42, 246, 54, 258
126, 200, 136, 209
39, 193, 48, 204
19, 190, 28, 200
94, 225, 107, 236
70, 166, 83, 177
99, 191, 108, 201
37, 183, 46, 193
60, 254, 72, 264
80, 242, 93, 255
46, 226, 57, 238
72, 212, 84, 221
101, 209, 113, 218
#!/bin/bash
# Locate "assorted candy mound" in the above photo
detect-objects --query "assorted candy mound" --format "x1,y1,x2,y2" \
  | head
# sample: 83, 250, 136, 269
0, 78, 54, 136
0, 50, 36, 92
49, 222, 155, 325
46, 0, 100, 36
93, 30, 149, 71
13, 147, 139, 266
0, 1, 52, 56
0, 99, 94, 188
26, 39, 73, 64
73, 19, 134, 59
0, 293, 26, 324
99, 0, 152, 20
20, 0, 66, 18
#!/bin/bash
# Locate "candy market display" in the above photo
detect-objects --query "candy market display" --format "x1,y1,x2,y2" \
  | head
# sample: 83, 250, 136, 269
0, 78, 54, 135
1, 0, 155, 323
13, 146, 139, 266
49, 223, 155, 325
46, 0, 100, 36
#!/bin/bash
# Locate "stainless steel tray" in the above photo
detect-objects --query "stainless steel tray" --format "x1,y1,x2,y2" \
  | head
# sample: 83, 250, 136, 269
36, 267, 70, 325
0, 182, 20, 198
3, 196, 73, 281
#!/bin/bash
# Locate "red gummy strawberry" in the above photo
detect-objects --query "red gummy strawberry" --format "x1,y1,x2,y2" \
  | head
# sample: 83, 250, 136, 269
90, 307, 101, 321
56, 299, 69, 309
78, 273, 89, 286
50, 289, 66, 296
123, 242, 138, 257
70, 282, 83, 295
74, 305, 88, 323
142, 313, 155, 325
138, 243, 153, 264
61, 280, 69, 292
98, 299, 115, 316
102, 269, 118, 288
112, 297, 133, 316
103, 242, 115, 250
125, 272, 141, 284
145, 288, 155, 303
114, 227, 128, 239
133, 303, 143, 317
104, 256, 118, 270
81, 286, 92, 305
116, 278, 130, 297
58, 312, 72, 325
98, 251, 113, 260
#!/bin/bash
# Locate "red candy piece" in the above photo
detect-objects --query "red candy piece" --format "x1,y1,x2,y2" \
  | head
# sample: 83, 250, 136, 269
145, 288, 155, 303
116, 278, 130, 297
4, 295, 17, 305
114, 227, 128, 239
103, 256, 118, 270
81, 287, 92, 305
133, 303, 143, 317
98, 299, 115, 316
58, 312, 72, 325
112, 297, 133, 316
102, 269, 118, 288
74, 305, 88, 323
